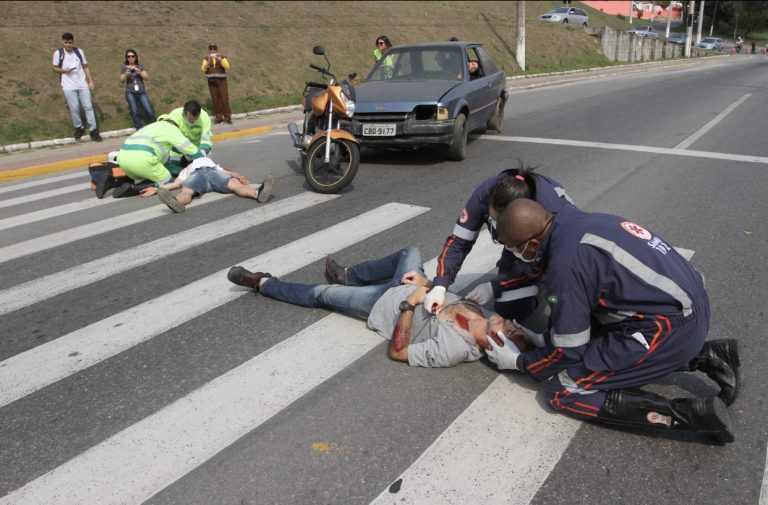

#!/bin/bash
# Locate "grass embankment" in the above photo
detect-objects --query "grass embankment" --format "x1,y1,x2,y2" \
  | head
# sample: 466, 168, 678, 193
1, 1, 665, 145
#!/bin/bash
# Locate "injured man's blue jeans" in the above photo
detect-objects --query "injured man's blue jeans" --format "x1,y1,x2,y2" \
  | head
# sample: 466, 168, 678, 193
260, 246, 425, 320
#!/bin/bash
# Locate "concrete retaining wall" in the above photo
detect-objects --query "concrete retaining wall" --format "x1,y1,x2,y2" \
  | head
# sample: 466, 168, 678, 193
600, 27, 691, 63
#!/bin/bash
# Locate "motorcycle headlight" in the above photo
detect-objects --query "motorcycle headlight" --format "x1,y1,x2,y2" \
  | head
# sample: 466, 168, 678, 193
344, 98, 356, 118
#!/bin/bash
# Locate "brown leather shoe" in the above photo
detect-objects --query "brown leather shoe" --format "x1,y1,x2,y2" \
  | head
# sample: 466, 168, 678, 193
324, 257, 346, 285
227, 266, 272, 291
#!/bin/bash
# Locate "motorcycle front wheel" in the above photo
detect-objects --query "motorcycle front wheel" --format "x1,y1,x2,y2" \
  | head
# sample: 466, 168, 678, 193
304, 137, 359, 193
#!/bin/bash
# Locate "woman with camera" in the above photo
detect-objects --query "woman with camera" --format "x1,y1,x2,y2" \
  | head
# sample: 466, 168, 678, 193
120, 49, 156, 129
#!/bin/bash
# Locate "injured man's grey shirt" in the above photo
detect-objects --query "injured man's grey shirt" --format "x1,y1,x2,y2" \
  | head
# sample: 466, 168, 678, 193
367, 284, 486, 368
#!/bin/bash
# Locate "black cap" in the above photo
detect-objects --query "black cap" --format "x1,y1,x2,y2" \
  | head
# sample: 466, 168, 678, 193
208, 43, 218, 50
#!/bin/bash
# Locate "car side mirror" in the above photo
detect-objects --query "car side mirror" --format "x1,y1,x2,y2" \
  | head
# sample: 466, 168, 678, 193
312, 46, 325, 56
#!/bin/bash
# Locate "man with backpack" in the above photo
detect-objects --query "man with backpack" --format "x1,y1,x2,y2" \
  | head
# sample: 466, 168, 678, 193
51, 32, 101, 142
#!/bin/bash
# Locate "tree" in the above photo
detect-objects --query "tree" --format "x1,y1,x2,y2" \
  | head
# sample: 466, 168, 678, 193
714, 1, 768, 38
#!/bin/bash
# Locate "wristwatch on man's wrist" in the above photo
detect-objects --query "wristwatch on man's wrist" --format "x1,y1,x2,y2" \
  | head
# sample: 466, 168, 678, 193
399, 300, 416, 313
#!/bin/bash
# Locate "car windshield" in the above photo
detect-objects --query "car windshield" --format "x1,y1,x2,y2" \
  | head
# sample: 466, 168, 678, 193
366, 47, 465, 82
701, 38, 717, 43
670, 33, 685, 38
553, 7, 570, 13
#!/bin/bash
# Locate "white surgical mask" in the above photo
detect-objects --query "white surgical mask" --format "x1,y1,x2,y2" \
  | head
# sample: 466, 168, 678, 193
510, 240, 536, 263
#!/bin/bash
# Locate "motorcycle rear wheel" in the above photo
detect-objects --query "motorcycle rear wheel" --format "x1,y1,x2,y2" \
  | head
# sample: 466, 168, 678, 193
304, 138, 359, 193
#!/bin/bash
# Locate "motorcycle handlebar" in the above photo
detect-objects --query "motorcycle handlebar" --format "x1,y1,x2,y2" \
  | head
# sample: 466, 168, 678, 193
309, 63, 325, 72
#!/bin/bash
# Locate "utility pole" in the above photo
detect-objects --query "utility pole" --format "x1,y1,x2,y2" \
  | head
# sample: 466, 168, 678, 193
685, 0, 695, 56
709, 0, 719, 36
516, 0, 525, 71
665, 1, 673, 38
696, 0, 705, 44
629, 0, 633, 24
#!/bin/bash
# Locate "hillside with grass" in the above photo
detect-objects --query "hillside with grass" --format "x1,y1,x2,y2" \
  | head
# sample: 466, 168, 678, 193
1, 1, 665, 144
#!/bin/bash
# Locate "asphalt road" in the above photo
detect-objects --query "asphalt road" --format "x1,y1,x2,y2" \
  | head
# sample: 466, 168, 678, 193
1, 54, 767, 505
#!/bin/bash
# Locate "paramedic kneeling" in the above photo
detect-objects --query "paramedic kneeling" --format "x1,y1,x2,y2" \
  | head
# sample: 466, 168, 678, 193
488, 199, 740, 443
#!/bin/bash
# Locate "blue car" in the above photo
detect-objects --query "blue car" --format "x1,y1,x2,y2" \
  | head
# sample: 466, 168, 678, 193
340, 41, 508, 161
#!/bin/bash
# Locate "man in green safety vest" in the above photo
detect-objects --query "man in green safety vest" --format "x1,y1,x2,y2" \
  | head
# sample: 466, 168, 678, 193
164, 99, 213, 175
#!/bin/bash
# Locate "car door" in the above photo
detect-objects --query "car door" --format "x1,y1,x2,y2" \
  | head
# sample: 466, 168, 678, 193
461, 47, 489, 130
473, 46, 504, 127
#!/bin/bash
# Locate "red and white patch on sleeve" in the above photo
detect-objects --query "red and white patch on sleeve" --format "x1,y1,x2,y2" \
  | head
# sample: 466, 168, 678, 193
620, 221, 652, 240
459, 208, 469, 223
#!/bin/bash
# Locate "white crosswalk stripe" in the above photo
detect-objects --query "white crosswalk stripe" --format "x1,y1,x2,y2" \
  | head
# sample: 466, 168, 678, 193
0, 182, 92, 210
0, 192, 338, 315
0, 171, 88, 195
0, 185, 257, 264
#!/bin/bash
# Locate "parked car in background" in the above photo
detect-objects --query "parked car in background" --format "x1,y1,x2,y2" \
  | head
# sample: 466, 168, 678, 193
627, 25, 660, 39
697, 37, 724, 51
341, 41, 508, 161
537, 7, 589, 27
666, 32, 687, 45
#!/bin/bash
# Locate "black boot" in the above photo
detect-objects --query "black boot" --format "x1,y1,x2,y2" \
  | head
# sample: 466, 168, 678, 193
112, 181, 153, 198
227, 266, 272, 291
680, 339, 741, 406
598, 389, 734, 443
95, 175, 122, 199
324, 257, 347, 285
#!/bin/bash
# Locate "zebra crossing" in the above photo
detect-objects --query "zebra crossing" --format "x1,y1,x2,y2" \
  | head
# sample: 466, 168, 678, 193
0, 169, 583, 504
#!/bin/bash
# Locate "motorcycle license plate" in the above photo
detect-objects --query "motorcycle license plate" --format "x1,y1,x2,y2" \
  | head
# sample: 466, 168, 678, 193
362, 124, 396, 136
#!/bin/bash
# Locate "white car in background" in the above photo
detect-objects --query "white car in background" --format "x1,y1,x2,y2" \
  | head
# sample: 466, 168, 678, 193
627, 25, 660, 39
697, 37, 724, 51
538, 7, 590, 27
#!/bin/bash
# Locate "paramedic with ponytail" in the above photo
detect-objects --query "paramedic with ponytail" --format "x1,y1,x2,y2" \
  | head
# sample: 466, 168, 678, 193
425, 164, 576, 319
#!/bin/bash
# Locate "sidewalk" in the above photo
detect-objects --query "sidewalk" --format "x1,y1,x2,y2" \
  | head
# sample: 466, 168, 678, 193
0, 55, 724, 183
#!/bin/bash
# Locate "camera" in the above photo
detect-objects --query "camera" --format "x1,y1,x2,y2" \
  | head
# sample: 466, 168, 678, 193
130, 68, 137, 73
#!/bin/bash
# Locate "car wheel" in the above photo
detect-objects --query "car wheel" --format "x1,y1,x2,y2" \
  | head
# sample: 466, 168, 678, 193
486, 97, 505, 133
447, 113, 467, 161
582, 22, 588, 28
562, 18, 569, 24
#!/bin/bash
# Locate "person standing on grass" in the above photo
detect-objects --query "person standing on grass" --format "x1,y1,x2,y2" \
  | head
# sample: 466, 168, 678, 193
201, 43, 231, 124
120, 49, 156, 130
52, 32, 101, 142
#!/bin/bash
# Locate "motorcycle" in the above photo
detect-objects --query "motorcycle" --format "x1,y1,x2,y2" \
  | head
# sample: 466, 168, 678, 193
288, 46, 359, 194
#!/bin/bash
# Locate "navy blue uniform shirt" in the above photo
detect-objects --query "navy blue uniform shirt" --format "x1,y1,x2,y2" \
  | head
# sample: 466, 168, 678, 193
433, 170, 574, 297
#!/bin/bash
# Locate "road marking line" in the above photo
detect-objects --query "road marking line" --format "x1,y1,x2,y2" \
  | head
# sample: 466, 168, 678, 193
0, 155, 107, 184
760, 444, 768, 505
674, 93, 751, 150
0, 203, 428, 409
480, 134, 768, 165
0, 234, 501, 505
0, 171, 88, 194
0, 197, 118, 232
369, 375, 580, 505
0, 186, 252, 264
0, 182, 95, 210
0, 193, 338, 316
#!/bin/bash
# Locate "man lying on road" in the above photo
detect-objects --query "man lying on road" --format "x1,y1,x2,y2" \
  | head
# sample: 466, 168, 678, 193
227, 246, 535, 367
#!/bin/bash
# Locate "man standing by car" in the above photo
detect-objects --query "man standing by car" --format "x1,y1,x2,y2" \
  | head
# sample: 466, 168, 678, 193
201, 43, 231, 124
51, 32, 101, 142
487, 199, 740, 443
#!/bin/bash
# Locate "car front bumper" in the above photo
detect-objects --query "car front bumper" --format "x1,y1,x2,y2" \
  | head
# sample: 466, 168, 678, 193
340, 118, 455, 146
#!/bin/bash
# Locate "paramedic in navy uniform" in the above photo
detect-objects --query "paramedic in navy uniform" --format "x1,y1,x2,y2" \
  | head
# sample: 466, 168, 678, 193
488, 198, 740, 443
425, 165, 575, 319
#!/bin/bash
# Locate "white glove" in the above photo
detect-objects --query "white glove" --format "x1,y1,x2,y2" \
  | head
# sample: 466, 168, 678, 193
465, 282, 494, 305
424, 285, 446, 313
486, 330, 521, 370
200, 149, 207, 156
513, 319, 545, 348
